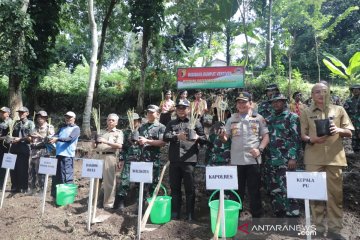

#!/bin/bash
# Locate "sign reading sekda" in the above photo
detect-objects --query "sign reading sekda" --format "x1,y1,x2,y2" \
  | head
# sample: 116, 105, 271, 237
177, 66, 245, 89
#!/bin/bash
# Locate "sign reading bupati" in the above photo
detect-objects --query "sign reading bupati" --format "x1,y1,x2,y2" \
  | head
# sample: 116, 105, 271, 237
206, 166, 238, 190
81, 159, 104, 179
177, 66, 245, 89
38, 157, 57, 175
1, 153, 17, 170
130, 162, 153, 183
286, 171, 327, 200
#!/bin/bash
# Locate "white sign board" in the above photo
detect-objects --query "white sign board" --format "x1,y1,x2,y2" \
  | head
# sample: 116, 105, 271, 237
130, 162, 153, 183
206, 166, 238, 190
1, 153, 17, 170
38, 157, 57, 175
81, 159, 104, 179
286, 171, 328, 200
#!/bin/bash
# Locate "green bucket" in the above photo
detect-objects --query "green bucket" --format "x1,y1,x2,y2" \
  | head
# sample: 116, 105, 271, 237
56, 183, 78, 206
208, 190, 242, 238
147, 185, 172, 224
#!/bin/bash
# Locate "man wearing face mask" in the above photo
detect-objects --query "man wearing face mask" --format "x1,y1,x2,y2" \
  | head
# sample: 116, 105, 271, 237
10, 107, 35, 194
49, 111, 80, 202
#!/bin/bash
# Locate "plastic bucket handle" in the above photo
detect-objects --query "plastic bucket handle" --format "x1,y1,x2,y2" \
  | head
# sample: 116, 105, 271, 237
150, 184, 167, 197
208, 189, 242, 206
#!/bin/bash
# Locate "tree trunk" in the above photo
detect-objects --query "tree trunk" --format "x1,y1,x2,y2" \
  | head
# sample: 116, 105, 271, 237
314, 35, 321, 82
94, 0, 118, 105
8, 0, 30, 117
136, 29, 150, 113
225, 22, 231, 66
82, 0, 99, 138
239, 0, 249, 67
265, 0, 273, 68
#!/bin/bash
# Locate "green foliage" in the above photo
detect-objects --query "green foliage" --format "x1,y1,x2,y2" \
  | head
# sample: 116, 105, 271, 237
323, 52, 360, 85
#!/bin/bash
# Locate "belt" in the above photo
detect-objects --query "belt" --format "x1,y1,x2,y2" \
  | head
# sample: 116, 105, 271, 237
96, 152, 116, 155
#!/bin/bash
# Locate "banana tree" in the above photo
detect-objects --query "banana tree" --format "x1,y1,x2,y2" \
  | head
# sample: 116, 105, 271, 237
322, 51, 360, 85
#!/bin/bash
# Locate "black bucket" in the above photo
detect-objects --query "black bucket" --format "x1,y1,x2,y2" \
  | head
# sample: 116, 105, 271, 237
187, 129, 197, 140
314, 118, 331, 137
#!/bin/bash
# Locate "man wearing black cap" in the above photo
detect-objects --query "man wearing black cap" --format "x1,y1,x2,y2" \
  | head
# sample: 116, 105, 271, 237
163, 100, 207, 221
159, 90, 175, 126
344, 84, 360, 153
28, 110, 55, 195
0, 106, 13, 190
49, 111, 80, 202
258, 84, 279, 119
219, 92, 269, 218
10, 106, 35, 194
266, 94, 301, 218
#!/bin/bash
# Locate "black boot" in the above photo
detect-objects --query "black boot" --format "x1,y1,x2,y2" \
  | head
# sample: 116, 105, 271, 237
171, 193, 182, 220
113, 195, 125, 210
186, 195, 195, 221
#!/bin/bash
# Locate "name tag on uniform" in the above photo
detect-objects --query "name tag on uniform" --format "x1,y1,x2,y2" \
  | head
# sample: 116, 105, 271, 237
231, 122, 241, 136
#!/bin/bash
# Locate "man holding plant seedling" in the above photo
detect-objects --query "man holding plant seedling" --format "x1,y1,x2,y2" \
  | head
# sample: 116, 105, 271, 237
164, 100, 207, 221
300, 83, 353, 239
10, 106, 35, 194
94, 113, 123, 209
219, 92, 269, 218
49, 111, 80, 202
115, 112, 142, 210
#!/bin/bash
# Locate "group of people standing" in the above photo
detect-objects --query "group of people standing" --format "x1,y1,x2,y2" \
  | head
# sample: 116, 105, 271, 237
0, 81, 357, 240
0, 108, 80, 201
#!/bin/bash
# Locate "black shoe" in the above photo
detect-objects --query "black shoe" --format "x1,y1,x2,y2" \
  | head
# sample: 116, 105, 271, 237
113, 196, 125, 210
171, 212, 180, 220
327, 231, 346, 240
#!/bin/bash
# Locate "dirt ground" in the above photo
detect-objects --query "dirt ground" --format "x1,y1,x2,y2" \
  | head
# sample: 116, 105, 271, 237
0, 140, 360, 240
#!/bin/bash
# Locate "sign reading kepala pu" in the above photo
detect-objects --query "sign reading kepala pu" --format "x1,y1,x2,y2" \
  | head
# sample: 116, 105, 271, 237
177, 66, 245, 89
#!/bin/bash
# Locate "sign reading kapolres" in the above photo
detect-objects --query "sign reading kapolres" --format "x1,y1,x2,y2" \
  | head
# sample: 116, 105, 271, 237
177, 66, 245, 89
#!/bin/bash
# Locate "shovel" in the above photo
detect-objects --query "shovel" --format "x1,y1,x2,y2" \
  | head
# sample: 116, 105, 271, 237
141, 161, 170, 230
91, 178, 111, 223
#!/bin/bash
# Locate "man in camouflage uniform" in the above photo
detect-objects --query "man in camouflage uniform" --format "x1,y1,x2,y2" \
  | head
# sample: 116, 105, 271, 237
116, 113, 142, 209
0, 107, 13, 190
10, 106, 35, 194
343, 84, 360, 153
28, 111, 55, 195
93, 113, 123, 209
258, 84, 280, 120
266, 94, 301, 217
206, 121, 231, 166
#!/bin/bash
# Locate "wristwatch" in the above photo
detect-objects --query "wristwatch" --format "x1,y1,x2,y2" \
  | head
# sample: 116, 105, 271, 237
306, 137, 314, 145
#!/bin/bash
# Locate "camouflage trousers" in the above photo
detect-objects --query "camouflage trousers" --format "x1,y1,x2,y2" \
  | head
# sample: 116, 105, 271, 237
351, 129, 360, 152
28, 157, 45, 191
117, 159, 161, 198
268, 165, 299, 217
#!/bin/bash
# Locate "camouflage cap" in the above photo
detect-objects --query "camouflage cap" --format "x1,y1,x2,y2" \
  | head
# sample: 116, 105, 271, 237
266, 83, 279, 91
269, 94, 288, 102
350, 84, 360, 90
16, 106, 29, 112
0, 106, 10, 113
36, 110, 48, 117
146, 104, 160, 113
